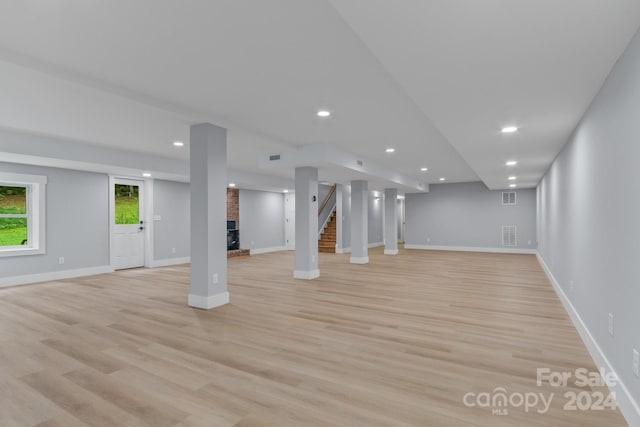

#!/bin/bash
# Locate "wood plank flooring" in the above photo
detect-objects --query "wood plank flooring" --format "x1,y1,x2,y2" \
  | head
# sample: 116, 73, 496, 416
0, 247, 627, 426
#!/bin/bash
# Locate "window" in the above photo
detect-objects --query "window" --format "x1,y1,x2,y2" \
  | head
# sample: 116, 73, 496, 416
0, 172, 46, 257
502, 191, 517, 205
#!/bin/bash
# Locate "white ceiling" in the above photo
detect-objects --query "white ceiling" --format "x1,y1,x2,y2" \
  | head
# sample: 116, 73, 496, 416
0, 1, 638, 190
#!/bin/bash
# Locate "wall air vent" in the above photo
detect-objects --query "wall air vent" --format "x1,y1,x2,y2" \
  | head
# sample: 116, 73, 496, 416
269, 154, 281, 161
502, 225, 517, 247
502, 191, 516, 205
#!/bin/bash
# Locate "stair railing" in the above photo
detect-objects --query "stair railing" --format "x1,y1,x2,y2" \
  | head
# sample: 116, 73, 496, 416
318, 184, 337, 215
318, 184, 337, 238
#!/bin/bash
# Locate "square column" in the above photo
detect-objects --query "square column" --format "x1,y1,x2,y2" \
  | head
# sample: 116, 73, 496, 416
350, 180, 369, 264
384, 188, 399, 255
294, 167, 319, 279
188, 123, 230, 309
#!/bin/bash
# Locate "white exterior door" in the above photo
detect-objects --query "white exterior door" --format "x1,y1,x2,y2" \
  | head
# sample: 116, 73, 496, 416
113, 179, 145, 269
285, 193, 295, 250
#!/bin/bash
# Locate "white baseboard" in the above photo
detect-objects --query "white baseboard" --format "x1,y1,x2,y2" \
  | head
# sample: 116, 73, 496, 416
404, 244, 537, 254
537, 253, 640, 426
336, 247, 351, 254
384, 249, 399, 255
0, 265, 115, 288
149, 257, 190, 268
188, 291, 230, 310
350, 256, 369, 264
249, 246, 287, 255
368, 241, 384, 248
293, 269, 320, 280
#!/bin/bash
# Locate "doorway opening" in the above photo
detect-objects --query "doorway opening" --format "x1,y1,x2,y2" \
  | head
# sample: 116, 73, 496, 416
111, 178, 146, 270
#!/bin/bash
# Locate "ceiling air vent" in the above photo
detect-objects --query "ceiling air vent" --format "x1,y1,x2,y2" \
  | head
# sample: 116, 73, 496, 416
357, 160, 363, 166
269, 154, 281, 161
502, 191, 516, 205
502, 225, 517, 247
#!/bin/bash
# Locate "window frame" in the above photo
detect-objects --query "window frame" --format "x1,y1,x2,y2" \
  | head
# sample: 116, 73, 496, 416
0, 172, 47, 258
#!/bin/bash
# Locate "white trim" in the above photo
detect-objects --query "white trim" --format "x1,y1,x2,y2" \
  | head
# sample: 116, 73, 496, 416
188, 291, 230, 310
149, 257, 190, 268
336, 247, 351, 254
0, 172, 47, 185
404, 244, 537, 254
368, 241, 384, 248
293, 269, 320, 280
0, 265, 114, 288
249, 246, 287, 255
350, 256, 369, 264
537, 254, 640, 426
384, 249, 399, 255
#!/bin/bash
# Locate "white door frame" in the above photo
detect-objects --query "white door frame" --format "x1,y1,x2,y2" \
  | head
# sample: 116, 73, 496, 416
108, 175, 154, 269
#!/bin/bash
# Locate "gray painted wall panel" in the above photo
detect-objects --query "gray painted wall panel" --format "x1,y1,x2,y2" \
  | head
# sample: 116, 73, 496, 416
538, 29, 640, 404
368, 191, 383, 244
153, 180, 190, 260
405, 182, 536, 249
239, 189, 285, 250
0, 162, 109, 277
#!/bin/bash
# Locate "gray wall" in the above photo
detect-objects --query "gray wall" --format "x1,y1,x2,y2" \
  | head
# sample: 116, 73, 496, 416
538, 29, 640, 405
239, 189, 285, 250
368, 191, 383, 244
0, 162, 109, 277
153, 180, 190, 260
405, 182, 536, 250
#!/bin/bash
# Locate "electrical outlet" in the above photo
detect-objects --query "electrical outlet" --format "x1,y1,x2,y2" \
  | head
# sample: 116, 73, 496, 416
213, 273, 218, 284
569, 280, 574, 291
427, 237, 431, 243
58, 257, 65, 265
608, 313, 614, 336
251, 240, 255, 246
172, 247, 176, 254
528, 240, 532, 245
633, 349, 639, 377
312, 255, 316, 263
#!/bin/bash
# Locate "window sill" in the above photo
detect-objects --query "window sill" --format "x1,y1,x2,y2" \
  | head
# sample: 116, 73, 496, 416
0, 247, 45, 258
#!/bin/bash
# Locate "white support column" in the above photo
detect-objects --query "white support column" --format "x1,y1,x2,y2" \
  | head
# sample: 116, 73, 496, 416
350, 180, 369, 264
294, 167, 319, 279
384, 188, 399, 255
188, 123, 229, 309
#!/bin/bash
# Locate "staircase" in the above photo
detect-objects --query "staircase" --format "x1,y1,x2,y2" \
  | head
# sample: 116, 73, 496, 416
318, 210, 336, 253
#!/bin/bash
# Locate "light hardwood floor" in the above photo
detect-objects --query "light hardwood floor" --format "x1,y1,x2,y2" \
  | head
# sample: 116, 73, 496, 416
0, 247, 627, 426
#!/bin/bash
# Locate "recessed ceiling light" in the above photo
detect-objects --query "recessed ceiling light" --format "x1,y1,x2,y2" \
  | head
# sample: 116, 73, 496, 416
506, 160, 518, 166
509, 184, 517, 188
283, 189, 289, 193
142, 172, 151, 177
439, 177, 446, 181
501, 126, 518, 133
317, 110, 331, 117
228, 183, 236, 187
173, 141, 184, 147
385, 148, 395, 153
420, 167, 428, 172
508, 176, 517, 180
